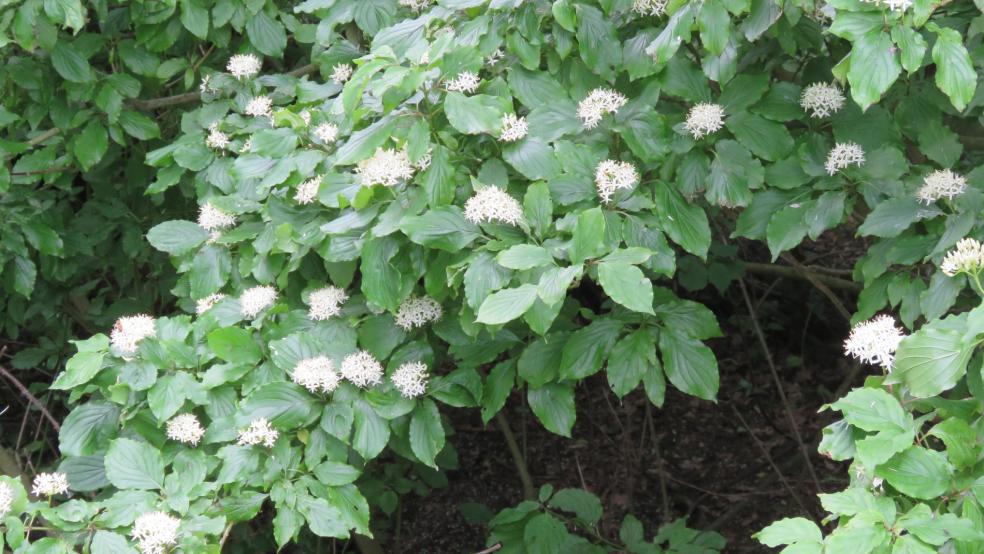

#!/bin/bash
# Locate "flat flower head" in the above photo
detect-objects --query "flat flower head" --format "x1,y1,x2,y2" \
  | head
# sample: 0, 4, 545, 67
0, 481, 12, 517
205, 124, 229, 150
195, 293, 226, 315
166, 414, 205, 446
111, 314, 157, 356
240, 285, 277, 318
340, 350, 384, 388
577, 88, 627, 128
843, 315, 905, 370
244, 95, 273, 118
313, 122, 339, 143
227, 54, 262, 79
684, 103, 725, 139
31, 472, 69, 496
291, 356, 341, 394
499, 113, 529, 142
355, 148, 415, 187
392, 361, 428, 398
862, 0, 912, 11
294, 176, 321, 204
800, 83, 845, 118
824, 142, 865, 175
446, 71, 481, 94
464, 186, 523, 226
331, 63, 353, 85
198, 202, 236, 231
395, 296, 442, 330
237, 417, 279, 448
132, 511, 180, 554
308, 286, 348, 321
595, 160, 639, 203
633, 0, 668, 16
400, 0, 432, 9
941, 237, 984, 277
917, 169, 967, 204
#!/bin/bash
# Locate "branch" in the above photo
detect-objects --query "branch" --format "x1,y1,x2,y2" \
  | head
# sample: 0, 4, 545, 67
0, 359, 60, 433
495, 411, 536, 501
742, 261, 861, 292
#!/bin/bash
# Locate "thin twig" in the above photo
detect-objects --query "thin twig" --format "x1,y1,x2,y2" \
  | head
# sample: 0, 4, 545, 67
779, 253, 853, 320
729, 405, 810, 515
644, 404, 671, 522
743, 261, 860, 293
737, 279, 822, 495
474, 544, 502, 554
27, 128, 60, 147
130, 63, 318, 110
0, 361, 60, 432
11, 165, 73, 176
495, 411, 536, 501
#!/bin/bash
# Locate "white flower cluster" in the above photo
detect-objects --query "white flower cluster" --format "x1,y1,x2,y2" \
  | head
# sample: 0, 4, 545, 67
237, 417, 279, 448
392, 361, 428, 398
244, 95, 273, 118
166, 414, 205, 446
595, 160, 639, 203
824, 142, 865, 175
395, 296, 443, 330
313, 122, 339, 143
239, 137, 252, 153
199, 74, 214, 94
917, 169, 967, 204
198, 202, 236, 232
356, 148, 415, 187
308, 286, 348, 321
291, 356, 341, 394
340, 351, 384, 388
205, 123, 229, 150
446, 71, 481, 94
862, 0, 913, 12
399, 0, 432, 9
240, 285, 277, 318
684, 103, 726, 139
331, 63, 353, 85
499, 113, 528, 142
31, 472, 69, 496
843, 315, 905, 370
227, 54, 262, 80
111, 314, 156, 355
486, 48, 504, 66
577, 88, 627, 128
132, 511, 180, 554
415, 149, 433, 171
464, 186, 523, 226
300, 110, 312, 126
941, 238, 984, 277
294, 176, 321, 204
195, 293, 226, 315
800, 83, 845, 118
0, 481, 11, 517
632, 0, 668, 16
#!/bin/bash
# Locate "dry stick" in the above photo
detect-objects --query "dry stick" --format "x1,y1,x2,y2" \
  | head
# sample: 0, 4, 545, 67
495, 411, 536, 501
0, 362, 60, 432
644, 403, 671, 522
729, 405, 810, 515
130, 63, 318, 110
779, 253, 853, 320
742, 261, 861, 292
474, 544, 503, 554
737, 279, 822, 495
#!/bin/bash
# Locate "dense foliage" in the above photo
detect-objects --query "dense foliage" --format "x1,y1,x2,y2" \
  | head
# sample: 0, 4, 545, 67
1, 0, 983, 552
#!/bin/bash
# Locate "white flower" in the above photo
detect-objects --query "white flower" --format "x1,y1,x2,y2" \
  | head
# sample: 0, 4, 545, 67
340, 351, 384, 388
237, 418, 279, 448
414, 148, 433, 171
843, 315, 905, 370
499, 113, 528, 142
446, 71, 481, 94
199, 74, 214, 94
299, 110, 312, 126
166, 414, 205, 446
331, 63, 353, 85
577, 88, 627, 128
132, 511, 180, 554
205, 124, 229, 150
917, 169, 967, 204
464, 186, 523, 226
291, 356, 341, 394
244, 95, 273, 118
684, 103, 726, 139
633, 0, 668, 16
862, 0, 913, 12
308, 286, 348, 321
355, 147, 415, 187
391, 361, 428, 399
400, 0, 432, 9
800, 83, 845, 118
31, 472, 69, 496
595, 160, 639, 203
313, 122, 339, 144
195, 293, 226, 315
395, 296, 442, 330
111, 314, 157, 356
239, 137, 253, 153
294, 176, 321, 204
0, 481, 12, 517
227, 54, 262, 80
941, 238, 984, 277
486, 48, 504, 66
198, 202, 236, 231
825, 142, 865, 175
240, 285, 277, 318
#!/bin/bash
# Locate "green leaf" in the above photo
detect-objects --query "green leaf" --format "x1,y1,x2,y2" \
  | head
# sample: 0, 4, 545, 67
119, 110, 160, 140
928, 23, 977, 111
400, 207, 480, 252
246, 10, 286, 56
857, 198, 922, 238
51, 351, 105, 390
569, 207, 607, 263
597, 262, 654, 314
607, 330, 657, 398
179, 0, 209, 39
890, 328, 972, 398
335, 117, 395, 165
51, 42, 92, 82
659, 330, 718, 401
476, 285, 539, 325
755, 517, 822, 548
654, 183, 711, 259
208, 327, 261, 365
91, 531, 137, 554
352, 400, 390, 460
409, 399, 445, 468
548, 488, 603, 525
59, 402, 119, 457
444, 93, 505, 134
74, 122, 108, 170
503, 138, 560, 180
525, 513, 572, 554
146, 220, 208, 255
847, 31, 901, 111
10, 256, 35, 298
766, 204, 808, 260
498, 244, 554, 270
830, 388, 911, 433
928, 418, 978, 470
874, 446, 952, 500
528, 383, 576, 437
313, 462, 361, 486
481, 360, 515, 423
725, 112, 793, 161
239, 383, 316, 429
558, 318, 622, 380
698, 0, 730, 55
575, 4, 621, 79
104, 438, 164, 490
891, 26, 927, 75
